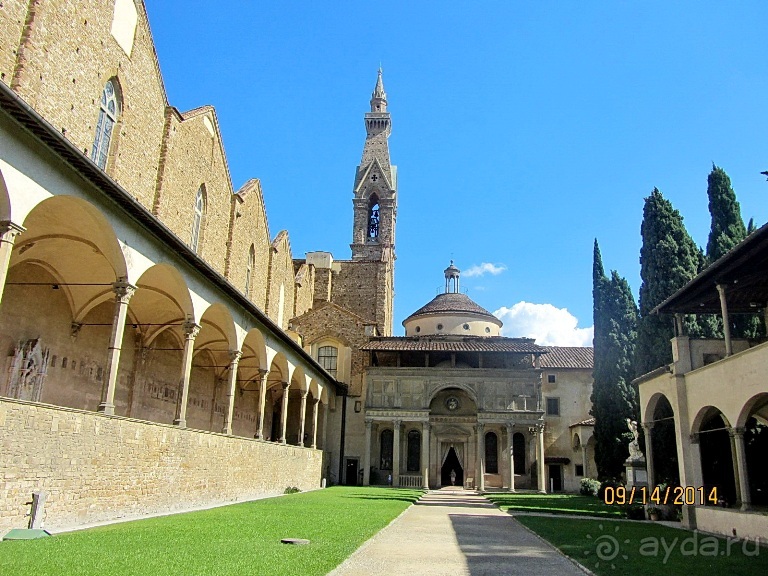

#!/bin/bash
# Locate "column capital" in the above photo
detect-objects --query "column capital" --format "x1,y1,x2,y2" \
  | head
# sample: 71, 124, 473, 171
476, 422, 485, 433
642, 422, 655, 432
729, 427, 745, 438
365, 418, 373, 428
392, 419, 402, 429
313, 397, 321, 406
422, 421, 431, 432
506, 422, 515, 433
281, 381, 290, 391
112, 280, 136, 303
182, 320, 200, 340
228, 350, 243, 363
0, 220, 25, 242
300, 389, 309, 398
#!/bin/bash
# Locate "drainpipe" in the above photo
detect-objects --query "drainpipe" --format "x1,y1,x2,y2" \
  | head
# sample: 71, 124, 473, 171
338, 390, 348, 484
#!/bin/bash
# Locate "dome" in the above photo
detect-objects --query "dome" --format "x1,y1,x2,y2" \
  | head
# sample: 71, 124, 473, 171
402, 264, 503, 337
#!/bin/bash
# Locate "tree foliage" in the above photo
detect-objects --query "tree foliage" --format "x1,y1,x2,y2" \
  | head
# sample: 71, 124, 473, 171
591, 240, 639, 480
635, 189, 703, 376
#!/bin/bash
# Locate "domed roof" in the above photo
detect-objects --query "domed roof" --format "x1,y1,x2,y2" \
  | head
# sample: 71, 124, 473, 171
403, 292, 502, 326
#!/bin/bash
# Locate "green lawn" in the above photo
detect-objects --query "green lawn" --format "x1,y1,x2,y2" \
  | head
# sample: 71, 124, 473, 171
485, 492, 623, 518
0, 487, 423, 576
518, 515, 767, 576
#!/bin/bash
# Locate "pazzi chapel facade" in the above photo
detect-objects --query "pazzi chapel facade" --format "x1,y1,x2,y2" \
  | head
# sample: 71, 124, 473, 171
0, 0, 595, 532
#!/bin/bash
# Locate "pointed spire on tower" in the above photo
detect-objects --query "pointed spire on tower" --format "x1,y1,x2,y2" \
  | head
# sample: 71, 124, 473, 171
370, 68, 387, 113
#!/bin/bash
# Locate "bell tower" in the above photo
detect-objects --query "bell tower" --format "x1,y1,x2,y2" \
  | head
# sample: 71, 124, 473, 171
351, 68, 397, 264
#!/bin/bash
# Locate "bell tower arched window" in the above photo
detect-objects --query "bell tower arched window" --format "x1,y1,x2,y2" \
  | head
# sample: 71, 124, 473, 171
91, 79, 121, 169
190, 186, 205, 253
367, 194, 380, 240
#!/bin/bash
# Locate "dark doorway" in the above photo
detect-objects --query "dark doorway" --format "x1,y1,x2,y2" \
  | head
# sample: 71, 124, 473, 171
345, 459, 359, 486
548, 464, 563, 491
440, 447, 464, 487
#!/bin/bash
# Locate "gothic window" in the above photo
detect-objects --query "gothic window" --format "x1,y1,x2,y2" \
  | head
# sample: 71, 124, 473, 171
91, 79, 120, 169
485, 432, 499, 474
380, 429, 393, 470
318, 345, 338, 378
245, 244, 255, 296
190, 186, 206, 253
367, 194, 380, 240
407, 430, 421, 472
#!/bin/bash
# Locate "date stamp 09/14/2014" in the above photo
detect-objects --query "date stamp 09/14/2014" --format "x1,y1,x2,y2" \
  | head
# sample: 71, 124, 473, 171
603, 485, 720, 507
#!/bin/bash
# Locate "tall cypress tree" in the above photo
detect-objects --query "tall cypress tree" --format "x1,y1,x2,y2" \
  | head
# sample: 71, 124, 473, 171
635, 189, 702, 376
705, 165, 763, 339
706, 165, 747, 262
591, 241, 639, 479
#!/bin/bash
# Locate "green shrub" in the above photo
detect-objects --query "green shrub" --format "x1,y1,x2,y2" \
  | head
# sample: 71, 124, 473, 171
598, 478, 620, 500
284, 486, 301, 494
579, 478, 601, 496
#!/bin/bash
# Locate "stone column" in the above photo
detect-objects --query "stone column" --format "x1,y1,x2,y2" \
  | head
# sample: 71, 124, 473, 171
174, 321, 201, 427
582, 445, 589, 480
98, 280, 136, 415
297, 389, 309, 446
476, 423, 485, 492
506, 423, 515, 492
536, 424, 546, 493
321, 402, 329, 450
221, 350, 242, 435
643, 423, 655, 491
716, 284, 733, 357
0, 221, 24, 307
254, 370, 269, 439
731, 427, 751, 510
392, 419, 401, 486
422, 421, 430, 489
311, 398, 321, 449
363, 419, 372, 485
279, 382, 290, 444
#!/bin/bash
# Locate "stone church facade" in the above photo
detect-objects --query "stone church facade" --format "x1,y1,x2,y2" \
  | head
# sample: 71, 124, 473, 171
0, 0, 594, 532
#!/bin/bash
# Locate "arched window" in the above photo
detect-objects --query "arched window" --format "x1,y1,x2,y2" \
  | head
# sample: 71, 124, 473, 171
407, 430, 421, 472
245, 244, 255, 297
91, 79, 120, 169
380, 429, 393, 470
318, 345, 338, 378
485, 432, 498, 474
367, 194, 380, 240
190, 186, 205, 253
513, 432, 526, 474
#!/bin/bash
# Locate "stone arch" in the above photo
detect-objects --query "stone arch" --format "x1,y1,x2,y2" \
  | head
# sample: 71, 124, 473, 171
0, 168, 12, 222
428, 383, 478, 406
736, 393, 768, 506
694, 405, 737, 506
645, 393, 679, 486
132, 264, 194, 347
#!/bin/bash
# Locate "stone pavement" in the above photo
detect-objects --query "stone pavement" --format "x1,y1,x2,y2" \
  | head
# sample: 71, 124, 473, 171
328, 488, 587, 576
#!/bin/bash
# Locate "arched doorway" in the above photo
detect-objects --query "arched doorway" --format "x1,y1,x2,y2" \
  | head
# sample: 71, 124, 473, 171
441, 447, 463, 487
697, 407, 737, 506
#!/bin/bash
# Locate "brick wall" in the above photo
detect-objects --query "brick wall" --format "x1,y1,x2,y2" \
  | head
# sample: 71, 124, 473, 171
0, 397, 323, 533
153, 108, 233, 272
293, 262, 315, 320
226, 180, 271, 310
266, 231, 296, 330
10, 0, 167, 209
0, 0, 28, 85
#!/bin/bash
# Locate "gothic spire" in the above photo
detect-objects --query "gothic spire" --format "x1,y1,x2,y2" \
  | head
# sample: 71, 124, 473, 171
370, 68, 387, 113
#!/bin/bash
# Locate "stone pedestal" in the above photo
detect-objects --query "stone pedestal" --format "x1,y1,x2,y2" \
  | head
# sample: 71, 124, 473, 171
625, 457, 648, 489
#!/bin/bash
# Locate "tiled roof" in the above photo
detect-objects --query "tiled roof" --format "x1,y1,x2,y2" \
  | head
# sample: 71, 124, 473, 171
362, 336, 546, 353
403, 293, 501, 324
539, 346, 593, 369
570, 417, 596, 427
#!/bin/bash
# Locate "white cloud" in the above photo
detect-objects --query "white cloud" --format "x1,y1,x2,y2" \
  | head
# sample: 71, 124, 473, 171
493, 301, 594, 347
464, 262, 507, 278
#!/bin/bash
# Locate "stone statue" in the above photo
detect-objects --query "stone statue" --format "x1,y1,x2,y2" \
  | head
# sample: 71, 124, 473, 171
450, 469, 457, 486
626, 418, 643, 461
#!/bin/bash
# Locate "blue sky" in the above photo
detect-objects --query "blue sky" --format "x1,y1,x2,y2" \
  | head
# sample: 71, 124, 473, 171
144, 1, 768, 342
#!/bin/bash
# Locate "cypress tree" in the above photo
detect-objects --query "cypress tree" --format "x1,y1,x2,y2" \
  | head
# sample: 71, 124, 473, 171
706, 165, 746, 262
747, 218, 756, 235
635, 189, 702, 376
705, 165, 763, 338
591, 241, 639, 479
